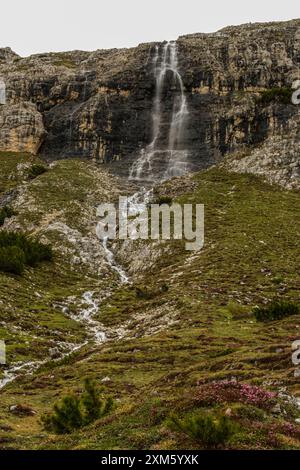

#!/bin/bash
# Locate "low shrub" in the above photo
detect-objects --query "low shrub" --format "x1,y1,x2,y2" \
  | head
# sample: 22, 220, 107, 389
195, 380, 276, 410
235, 404, 266, 420
227, 301, 250, 319
167, 412, 236, 447
135, 283, 169, 300
0, 245, 25, 274
153, 195, 173, 205
0, 231, 53, 274
27, 164, 48, 180
0, 206, 15, 226
259, 87, 293, 105
81, 378, 113, 425
253, 300, 299, 322
42, 379, 113, 434
42, 395, 82, 434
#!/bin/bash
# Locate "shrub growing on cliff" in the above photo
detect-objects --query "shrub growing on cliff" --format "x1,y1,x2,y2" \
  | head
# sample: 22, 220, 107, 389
260, 87, 293, 105
0, 231, 53, 274
167, 412, 236, 447
253, 300, 299, 322
0, 206, 15, 226
42, 379, 113, 434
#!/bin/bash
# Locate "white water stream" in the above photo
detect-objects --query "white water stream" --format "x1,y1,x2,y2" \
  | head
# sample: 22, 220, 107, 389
0, 41, 185, 391
129, 41, 189, 182
0, 244, 128, 390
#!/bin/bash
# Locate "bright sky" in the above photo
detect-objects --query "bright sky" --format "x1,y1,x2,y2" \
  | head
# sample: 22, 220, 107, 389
1, 0, 299, 57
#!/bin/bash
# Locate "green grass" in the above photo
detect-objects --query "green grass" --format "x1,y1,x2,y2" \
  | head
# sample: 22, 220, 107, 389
0, 152, 38, 195
0, 153, 118, 367
0, 159, 299, 450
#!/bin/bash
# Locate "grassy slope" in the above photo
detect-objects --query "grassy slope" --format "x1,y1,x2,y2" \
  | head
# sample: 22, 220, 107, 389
0, 160, 299, 449
0, 153, 119, 366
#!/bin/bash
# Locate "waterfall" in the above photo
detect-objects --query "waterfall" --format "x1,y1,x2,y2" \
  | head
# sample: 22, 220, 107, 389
129, 41, 189, 182
0, 79, 6, 105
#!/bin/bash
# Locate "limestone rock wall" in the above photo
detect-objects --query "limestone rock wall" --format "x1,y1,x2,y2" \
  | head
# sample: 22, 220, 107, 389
0, 19, 299, 174
222, 114, 300, 190
0, 102, 45, 154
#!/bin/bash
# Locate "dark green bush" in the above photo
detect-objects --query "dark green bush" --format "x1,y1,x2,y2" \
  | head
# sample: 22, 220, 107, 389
42, 395, 83, 434
27, 164, 48, 180
259, 87, 293, 105
0, 206, 15, 226
253, 300, 299, 322
153, 195, 173, 205
0, 231, 53, 274
135, 283, 169, 300
0, 245, 25, 274
42, 379, 113, 434
167, 412, 236, 447
81, 378, 113, 425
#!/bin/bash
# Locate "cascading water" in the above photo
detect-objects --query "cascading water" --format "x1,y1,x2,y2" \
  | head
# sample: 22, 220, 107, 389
102, 237, 129, 284
129, 41, 189, 182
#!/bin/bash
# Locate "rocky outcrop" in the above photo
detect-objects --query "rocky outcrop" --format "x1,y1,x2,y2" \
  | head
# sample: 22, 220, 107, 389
0, 102, 44, 154
0, 47, 19, 64
222, 135, 300, 190
0, 19, 299, 177
221, 110, 300, 190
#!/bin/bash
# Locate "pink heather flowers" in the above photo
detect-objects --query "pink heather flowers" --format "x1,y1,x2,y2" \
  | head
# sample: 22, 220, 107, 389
196, 379, 277, 410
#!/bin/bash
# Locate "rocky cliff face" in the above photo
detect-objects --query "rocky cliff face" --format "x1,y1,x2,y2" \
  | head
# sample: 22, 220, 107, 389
0, 20, 299, 172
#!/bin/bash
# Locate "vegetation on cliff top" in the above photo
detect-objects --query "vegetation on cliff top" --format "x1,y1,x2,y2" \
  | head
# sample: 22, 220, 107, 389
259, 87, 293, 105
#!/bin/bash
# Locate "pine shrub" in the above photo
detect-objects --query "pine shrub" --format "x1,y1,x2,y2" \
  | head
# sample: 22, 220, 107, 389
0, 206, 15, 226
0, 245, 25, 274
167, 412, 236, 447
253, 300, 299, 322
42, 379, 113, 434
81, 378, 113, 425
42, 395, 83, 434
0, 230, 53, 274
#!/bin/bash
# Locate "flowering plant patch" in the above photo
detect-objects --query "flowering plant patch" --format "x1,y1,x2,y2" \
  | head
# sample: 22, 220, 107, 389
195, 379, 277, 410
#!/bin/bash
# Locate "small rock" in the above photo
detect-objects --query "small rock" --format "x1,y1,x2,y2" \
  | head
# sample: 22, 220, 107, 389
9, 404, 36, 417
294, 369, 300, 378
101, 376, 111, 383
271, 403, 281, 414
49, 347, 60, 359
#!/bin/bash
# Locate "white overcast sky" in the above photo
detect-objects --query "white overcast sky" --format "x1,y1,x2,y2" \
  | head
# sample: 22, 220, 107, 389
1, 0, 299, 57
